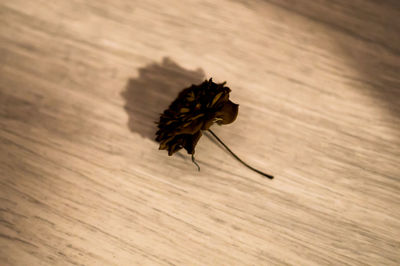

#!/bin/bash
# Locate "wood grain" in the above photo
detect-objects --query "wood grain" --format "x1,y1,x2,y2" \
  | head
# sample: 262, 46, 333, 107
1, 0, 400, 265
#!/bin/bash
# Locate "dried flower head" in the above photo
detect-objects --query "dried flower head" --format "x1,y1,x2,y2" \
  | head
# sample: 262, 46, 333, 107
156, 78, 239, 156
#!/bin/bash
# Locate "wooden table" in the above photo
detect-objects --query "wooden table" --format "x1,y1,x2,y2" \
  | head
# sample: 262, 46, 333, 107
1, 0, 399, 265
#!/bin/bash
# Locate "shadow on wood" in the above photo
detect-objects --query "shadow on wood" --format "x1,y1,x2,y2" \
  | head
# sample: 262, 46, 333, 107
121, 57, 205, 140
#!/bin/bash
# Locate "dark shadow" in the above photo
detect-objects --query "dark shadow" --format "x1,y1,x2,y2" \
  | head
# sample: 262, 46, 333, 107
287, 1, 400, 119
331, 6, 400, 119
234, 0, 400, 120
121, 57, 205, 140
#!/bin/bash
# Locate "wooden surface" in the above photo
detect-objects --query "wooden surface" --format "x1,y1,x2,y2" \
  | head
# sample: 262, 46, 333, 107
1, 0, 400, 265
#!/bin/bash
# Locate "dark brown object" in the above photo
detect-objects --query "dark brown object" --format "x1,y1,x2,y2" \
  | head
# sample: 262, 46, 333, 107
155, 78, 238, 156
156, 78, 273, 179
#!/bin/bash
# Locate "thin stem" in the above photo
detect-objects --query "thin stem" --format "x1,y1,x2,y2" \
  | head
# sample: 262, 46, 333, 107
207, 129, 274, 179
192, 154, 200, 171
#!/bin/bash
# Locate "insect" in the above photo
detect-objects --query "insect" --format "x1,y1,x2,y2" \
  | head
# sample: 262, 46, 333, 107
156, 78, 273, 179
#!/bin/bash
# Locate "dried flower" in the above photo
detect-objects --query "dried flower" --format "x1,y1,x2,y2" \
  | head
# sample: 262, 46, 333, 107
155, 78, 273, 179
156, 78, 238, 156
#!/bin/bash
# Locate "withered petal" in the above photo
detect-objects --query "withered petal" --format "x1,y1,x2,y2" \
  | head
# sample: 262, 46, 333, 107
215, 100, 239, 125
183, 131, 202, 155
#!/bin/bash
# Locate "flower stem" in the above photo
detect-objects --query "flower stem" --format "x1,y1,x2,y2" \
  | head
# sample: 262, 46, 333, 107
192, 154, 200, 171
207, 129, 274, 179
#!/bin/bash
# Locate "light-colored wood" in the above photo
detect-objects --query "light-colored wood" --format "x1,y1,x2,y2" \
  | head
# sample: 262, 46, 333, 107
1, 0, 399, 265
